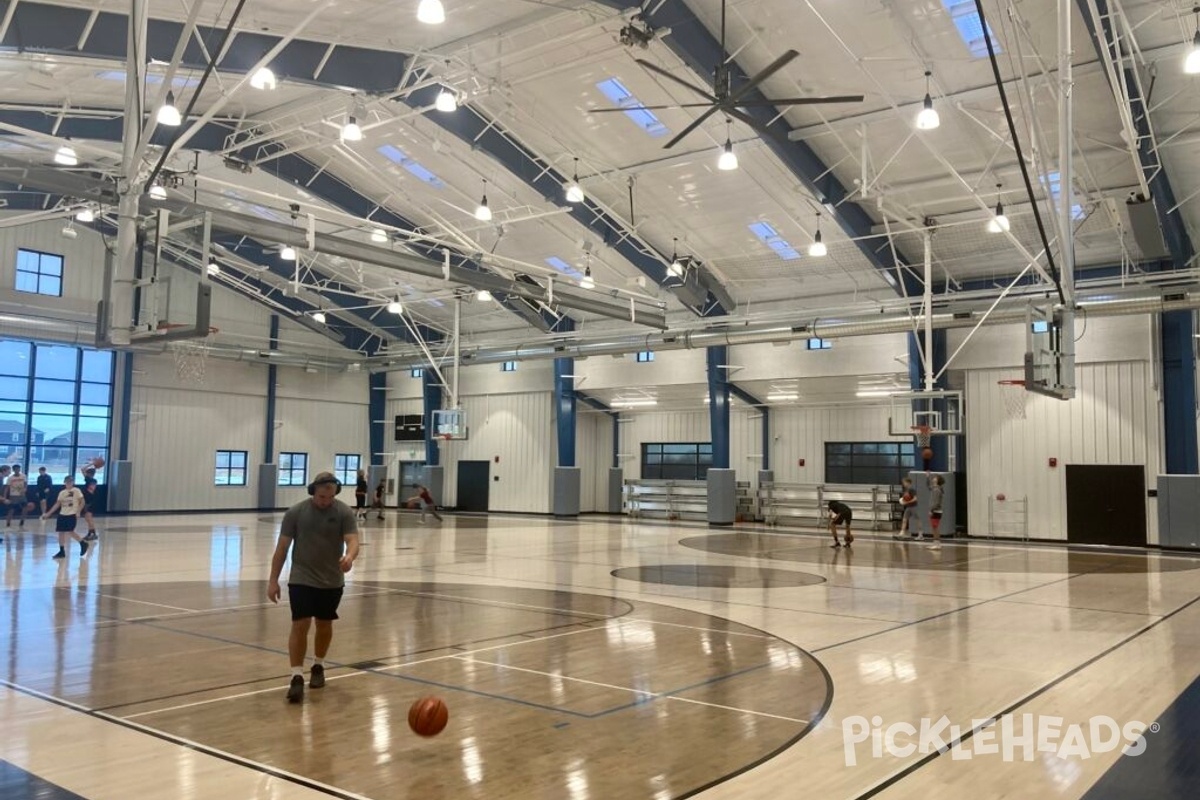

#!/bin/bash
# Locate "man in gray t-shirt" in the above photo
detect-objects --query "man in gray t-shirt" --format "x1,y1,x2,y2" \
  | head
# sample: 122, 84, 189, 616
268, 471, 359, 702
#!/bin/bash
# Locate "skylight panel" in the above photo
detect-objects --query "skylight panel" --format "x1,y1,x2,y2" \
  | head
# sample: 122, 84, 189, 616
97, 70, 201, 88
1043, 171, 1085, 220
595, 77, 669, 138
545, 256, 584, 280
748, 221, 801, 261
941, 0, 1001, 58
377, 144, 445, 189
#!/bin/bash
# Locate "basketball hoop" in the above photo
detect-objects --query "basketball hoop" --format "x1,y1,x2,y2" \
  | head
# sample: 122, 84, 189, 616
998, 379, 1027, 421
167, 326, 219, 384
910, 424, 934, 450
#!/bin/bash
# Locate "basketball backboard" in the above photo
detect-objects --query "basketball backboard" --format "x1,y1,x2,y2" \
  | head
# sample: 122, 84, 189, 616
1025, 304, 1076, 399
886, 390, 963, 436
432, 408, 469, 440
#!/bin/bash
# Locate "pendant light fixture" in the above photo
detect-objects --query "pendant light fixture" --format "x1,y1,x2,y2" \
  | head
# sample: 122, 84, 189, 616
157, 91, 182, 126
808, 212, 827, 257
474, 179, 493, 222
207, 262, 221, 276
370, 228, 388, 243
312, 309, 327, 324
341, 115, 363, 142
986, 183, 1010, 233
717, 118, 738, 171
417, 0, 445, 25
75, 207, 95, 223
476, 289, 492, 302
915, 70, 940, 130
1186, 7, 1200, 74
250, 66, 277, 90
565, 158, 584, 203
387, 298, 403, 315
54, 140, 78, 166
280, 244, 297, 260
667, 237, 684, 277
435, 87, 458, 112
579, 253, 595, 290
148, 182, 167, 200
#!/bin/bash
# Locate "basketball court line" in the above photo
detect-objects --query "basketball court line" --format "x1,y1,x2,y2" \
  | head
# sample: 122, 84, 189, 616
0, 680, 374, 800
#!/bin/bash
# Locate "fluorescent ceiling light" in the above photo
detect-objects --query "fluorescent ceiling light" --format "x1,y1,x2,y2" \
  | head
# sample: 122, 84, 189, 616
60, 224, 77, 240
417, 0, 446, 24
611, 398, 658, 408
249, 67, 276, 90
767, 393, 800, 401
54, 143, 78, 166
855, 390, 897, 398
435, 88, 457, 112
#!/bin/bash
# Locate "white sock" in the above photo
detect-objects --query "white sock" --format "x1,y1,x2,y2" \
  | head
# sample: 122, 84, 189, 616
312, 658, 324, 668
291, 667, 303, 678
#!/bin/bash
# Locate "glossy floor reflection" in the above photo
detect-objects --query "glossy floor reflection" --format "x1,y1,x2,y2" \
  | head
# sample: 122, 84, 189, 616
1, 514, 1199, 799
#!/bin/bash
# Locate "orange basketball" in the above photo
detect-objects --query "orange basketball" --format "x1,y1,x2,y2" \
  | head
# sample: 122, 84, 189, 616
921, 447, 933, 461
408, 696, 448, 737
996, 493, 1006, 501
92, 456, 106, 469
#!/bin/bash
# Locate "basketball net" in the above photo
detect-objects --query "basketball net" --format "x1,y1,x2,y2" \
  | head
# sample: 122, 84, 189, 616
912, 424, 933, 449
171, 331, 215, 384
999, 380, 1027, 421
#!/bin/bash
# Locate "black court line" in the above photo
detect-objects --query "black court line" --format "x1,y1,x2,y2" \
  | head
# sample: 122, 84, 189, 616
850, 591, 1200, 800
0, 758, 88, 800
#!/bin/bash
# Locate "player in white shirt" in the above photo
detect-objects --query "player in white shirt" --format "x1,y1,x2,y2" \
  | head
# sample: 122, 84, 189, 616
41, 476, 88, 559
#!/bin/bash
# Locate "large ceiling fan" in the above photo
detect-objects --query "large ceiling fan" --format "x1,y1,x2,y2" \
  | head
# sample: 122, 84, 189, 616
595, 0, 863, 149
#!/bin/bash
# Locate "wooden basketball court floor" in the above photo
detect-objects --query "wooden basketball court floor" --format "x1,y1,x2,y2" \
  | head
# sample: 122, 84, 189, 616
1, 511, 1199, 799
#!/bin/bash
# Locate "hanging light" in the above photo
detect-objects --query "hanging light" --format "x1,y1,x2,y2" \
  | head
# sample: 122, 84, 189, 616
341, 115, 363, 142
54, 141, 78, 166
474, 179, 493, 221
250, 66, 277, 90
75, 207, 95, 223
476, 289, 492, 301
280, 244, 297, 260
915, 70, 940, 130
667, 237, 684, 277
157, 91, 182, 126
435, 87, 458, 112
986, 184, 1010, 233
207, 262, 221, 276
387, 298, 404, 314
312, 310, 327, 324
417, 0, 446, 24
808, 213, 827, 257
370, 228, 388, 243
717, 119, 738, 170
60, 222, 78, 240
148, 183, 167, 200
565, 157, 584, 203
1186, 9, 1200, 73
580, 266, 595, 290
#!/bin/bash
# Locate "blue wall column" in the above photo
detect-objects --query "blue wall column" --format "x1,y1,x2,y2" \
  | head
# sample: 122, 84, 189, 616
907, 331, 952, 473
1161, 311, 1199, 473
422, 370, 442, 467
554, 357, 576, 467
369, 371, 386, 467
707, 346, 731, 469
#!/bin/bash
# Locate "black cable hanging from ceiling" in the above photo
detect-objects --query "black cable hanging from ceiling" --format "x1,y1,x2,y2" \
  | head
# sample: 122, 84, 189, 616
146, 0, 251, 192
971, 0, 1066, 306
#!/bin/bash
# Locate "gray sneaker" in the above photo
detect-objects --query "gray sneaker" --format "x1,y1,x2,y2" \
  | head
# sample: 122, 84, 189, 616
287, 675, 304, 703
309, 664, 325, 689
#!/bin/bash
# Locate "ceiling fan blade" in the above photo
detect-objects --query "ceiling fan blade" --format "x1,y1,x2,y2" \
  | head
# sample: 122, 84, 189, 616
635, 58, 717, 102
590, 103, 722, 112
728, 49, 799, 104
734, 95, 865, 107
723, 106, 793, 147
662, 105, 721, 150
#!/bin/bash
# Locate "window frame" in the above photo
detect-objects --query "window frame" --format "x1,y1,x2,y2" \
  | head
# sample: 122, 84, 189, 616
635, 351, 655, 363
501, 361, 517, 372
824, 441, 917, 486
15, 248, 64, 298
278, 451, 309, 487
214, 449, 248, 486
334, 453, 361, 487
640, 442, 713, 481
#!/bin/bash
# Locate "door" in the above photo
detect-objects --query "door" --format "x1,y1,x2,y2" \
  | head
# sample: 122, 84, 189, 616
456, 461, 490, 513
1065, 465, 1146, 546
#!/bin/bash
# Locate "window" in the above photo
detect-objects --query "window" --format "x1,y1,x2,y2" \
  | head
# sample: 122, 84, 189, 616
748, 221, 801, 261
334, 453, 360, 486
15, 249, 63, 297
825, 441, 917, 486
807, 338, 833, 350
641, 442, 713, 481
595, 77, 669, 137
636, 351, 655, 363
410, 368, 424, 378
501, 361, 517, 372
278, 452, 308, 486
215, 449, 248, 486
940, 0, 1001, 58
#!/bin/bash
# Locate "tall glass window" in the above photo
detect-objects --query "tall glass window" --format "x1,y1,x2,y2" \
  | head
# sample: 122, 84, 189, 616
0, 339, 114, 483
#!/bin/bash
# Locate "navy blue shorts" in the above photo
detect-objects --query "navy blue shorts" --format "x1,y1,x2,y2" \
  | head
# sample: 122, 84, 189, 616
288, 584, 344, 621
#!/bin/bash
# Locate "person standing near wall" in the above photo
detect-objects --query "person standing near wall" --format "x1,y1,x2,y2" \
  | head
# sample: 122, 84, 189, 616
927, 473, 945, 551
36, 467, 54, 516
5, 465, 29, 528
267, 472, 360, 703
354, 469, 368, 521
895, 477, 918, 541
41, 476, 87, 559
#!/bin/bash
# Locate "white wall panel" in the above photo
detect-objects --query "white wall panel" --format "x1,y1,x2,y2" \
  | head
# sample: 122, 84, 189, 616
0, 217, 107, 312
768, 404, 902, 484
617, 408, 756, 480
438, 392, 553, 513
577, 410, 611, 512
946, 315, 1152, 370
732, 333, 910, 380
966, 363, 1161, 541
274, 394, 370, 508
577, 349, 706, 390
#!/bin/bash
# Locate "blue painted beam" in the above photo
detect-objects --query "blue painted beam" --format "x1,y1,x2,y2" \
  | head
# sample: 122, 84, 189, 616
576, 391, 620, 469
0, 0, 408, 94
265, 314, 279, 463
422, 370, 442, 467
369, 371, 387, 467
1161, 311, 1198, 473
727, 382, 769, 472
401, 86, 733, 316
591, 1, 917, 297
707, 345, 731, 469
554, 356, 576, 468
